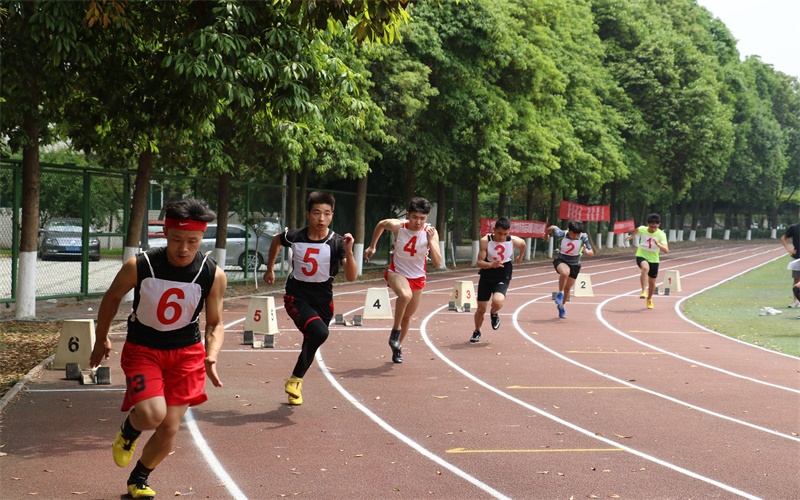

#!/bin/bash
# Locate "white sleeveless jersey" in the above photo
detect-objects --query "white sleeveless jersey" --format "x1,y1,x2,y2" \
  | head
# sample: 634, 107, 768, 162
135, 252, 209, 332
390, 221, 429, 279
487, 236, 513, 264
291, 240, 333, 283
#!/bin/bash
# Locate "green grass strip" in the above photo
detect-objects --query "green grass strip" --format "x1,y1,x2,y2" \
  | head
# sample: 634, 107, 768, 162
683, 257, 800, 357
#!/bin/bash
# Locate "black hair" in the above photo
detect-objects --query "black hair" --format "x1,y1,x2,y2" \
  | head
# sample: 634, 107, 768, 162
646, 213, 661, 224
307, 191, 335, 212
164, 198, 215, 222
567, 220, 584, 233
407, 197, 431, 214
495, 217, 511, 230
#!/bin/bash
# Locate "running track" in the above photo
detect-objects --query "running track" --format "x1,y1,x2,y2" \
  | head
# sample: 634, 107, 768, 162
1, 242, 798, 499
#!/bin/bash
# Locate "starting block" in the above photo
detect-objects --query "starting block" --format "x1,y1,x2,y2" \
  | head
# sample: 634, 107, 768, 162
253, 334, 275, 348
363, 288, 393, 319
573, 273, 594, 297
65, 362, 82, 380
334, 314, 363, 327
243, 297, 279, 346
664, 288, 670, 296
79, 366, 111, 385
663, 270, 682, 292
453, 281, 477, 311
53, 319, 96, 370
448, 301, 471, 313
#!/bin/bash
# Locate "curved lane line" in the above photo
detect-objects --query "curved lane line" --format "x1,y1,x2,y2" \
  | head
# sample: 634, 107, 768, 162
315, 351, 512, 500
595, 251, 800, 394
673, 254, 799, 360
420, 304, 762, 500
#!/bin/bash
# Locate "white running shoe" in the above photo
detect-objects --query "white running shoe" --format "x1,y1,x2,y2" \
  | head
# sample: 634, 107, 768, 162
787, 300, 800, 309
759, 307, 775, 316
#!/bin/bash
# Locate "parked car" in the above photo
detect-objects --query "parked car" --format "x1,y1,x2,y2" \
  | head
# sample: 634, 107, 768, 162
201, 223, 274, 271
148, 222, 275, 270
39, 218, 101, 261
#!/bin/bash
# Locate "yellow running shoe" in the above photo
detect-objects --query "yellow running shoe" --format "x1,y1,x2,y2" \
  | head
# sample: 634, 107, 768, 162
639, 289, 647, 299
112, 429, 138, 467
285, 377, 303, 405
647, 299, 654, 309
127, 479, 156, 499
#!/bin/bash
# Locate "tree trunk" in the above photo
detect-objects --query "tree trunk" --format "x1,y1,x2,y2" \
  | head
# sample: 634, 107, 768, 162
299, 166, 309, 217
126, 147, 153, 250
355, 176, 367, 275
498, 191, 507, 219
526, 184, 534, 220
16, 76, 41, 319
405, 163, 415, 206
470, 184, 480, 241
436, 181, 447, 236
355, 176, 367, 244
287, 169, 297, 229
216, 172, 231, 250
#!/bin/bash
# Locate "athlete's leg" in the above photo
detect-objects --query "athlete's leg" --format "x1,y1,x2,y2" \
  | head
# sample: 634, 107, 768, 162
556, 262, 571, 292
490, 292, 505, 315
137, 403, 189, 469
387, 272, 413, 331
474, 300, 489, 331
398, 288, 424, 345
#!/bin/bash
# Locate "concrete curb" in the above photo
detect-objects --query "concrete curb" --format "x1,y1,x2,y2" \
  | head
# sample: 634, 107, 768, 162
0, 354, 55, 413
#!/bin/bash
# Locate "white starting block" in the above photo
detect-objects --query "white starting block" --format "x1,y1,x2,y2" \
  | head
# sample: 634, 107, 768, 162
53, 319, 96, 370
572, 273, 594, 297
663, 270, 682, 292
363, 287, 393, 319
243, 297, 279, 347
453, 281, 477, 311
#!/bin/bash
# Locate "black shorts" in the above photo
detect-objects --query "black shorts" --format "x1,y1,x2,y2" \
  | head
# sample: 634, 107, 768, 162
636, 257, 659, 279
477, 277, 510, 302
284, 294, 333, 335
554, 258, 581, 279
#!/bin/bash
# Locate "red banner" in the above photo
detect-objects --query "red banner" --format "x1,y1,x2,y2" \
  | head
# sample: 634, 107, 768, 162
480, 218, 547, 238
558, 201, 610, 222
613, 219, 636, 234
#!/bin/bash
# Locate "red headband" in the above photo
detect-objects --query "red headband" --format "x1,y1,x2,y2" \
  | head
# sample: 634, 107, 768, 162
164, 218, 208, 232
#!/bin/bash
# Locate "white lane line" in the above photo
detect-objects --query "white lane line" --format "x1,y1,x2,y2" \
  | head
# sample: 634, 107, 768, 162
420, 304, 762, 500
673, 254, 800, 360
185, 408, 247, 500
595, 251, 800, 394
517, 295, 800, 443
315, 348, 511, 500
186, 317, 251, 500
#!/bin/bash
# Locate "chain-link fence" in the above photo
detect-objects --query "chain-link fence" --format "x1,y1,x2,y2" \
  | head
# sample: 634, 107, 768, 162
0, 161, 401, 303
2, 159, 792, 304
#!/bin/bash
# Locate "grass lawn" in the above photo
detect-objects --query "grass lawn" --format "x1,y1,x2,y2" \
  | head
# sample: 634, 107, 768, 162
682, 256, 800, 357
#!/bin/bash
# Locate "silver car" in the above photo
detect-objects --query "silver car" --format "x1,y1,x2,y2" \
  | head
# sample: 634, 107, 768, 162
201, 223, 273, 271
39, 219, 101, 261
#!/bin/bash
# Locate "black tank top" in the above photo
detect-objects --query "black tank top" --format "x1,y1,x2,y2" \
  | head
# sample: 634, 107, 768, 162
127, 247, 217, 349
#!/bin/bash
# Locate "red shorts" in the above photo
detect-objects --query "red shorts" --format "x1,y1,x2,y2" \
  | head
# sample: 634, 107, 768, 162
119, 341, 208, 412
384, 269, 426, 291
